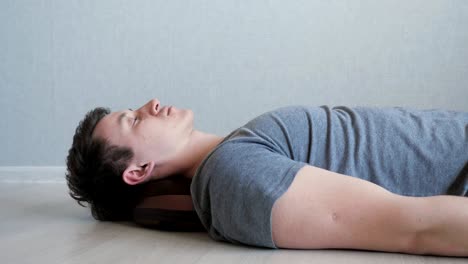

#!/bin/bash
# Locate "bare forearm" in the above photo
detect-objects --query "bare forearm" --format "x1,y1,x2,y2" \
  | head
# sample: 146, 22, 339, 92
409, 195, 468, 256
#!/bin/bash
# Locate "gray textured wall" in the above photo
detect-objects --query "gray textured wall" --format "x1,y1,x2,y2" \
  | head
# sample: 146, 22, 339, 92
1, 0, 467, 166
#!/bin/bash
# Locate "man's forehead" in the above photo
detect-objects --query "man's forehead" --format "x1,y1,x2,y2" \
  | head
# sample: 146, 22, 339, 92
92, 111, 121, 139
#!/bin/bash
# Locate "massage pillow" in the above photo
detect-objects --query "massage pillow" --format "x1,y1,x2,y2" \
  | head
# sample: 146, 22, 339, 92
133, 176, 205, 232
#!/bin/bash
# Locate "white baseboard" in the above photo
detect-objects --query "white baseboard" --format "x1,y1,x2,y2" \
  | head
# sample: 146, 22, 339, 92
0, 166, 66, 183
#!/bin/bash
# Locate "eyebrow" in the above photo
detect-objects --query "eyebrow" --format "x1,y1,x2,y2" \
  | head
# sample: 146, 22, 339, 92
118, 113, 126, 127
117, 109, 133, 127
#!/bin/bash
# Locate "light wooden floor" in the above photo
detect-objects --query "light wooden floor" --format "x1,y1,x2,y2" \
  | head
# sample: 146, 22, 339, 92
0, 182, 466, 264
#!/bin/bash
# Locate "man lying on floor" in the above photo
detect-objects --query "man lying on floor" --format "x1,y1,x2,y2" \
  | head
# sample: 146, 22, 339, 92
65, 98, 468, 257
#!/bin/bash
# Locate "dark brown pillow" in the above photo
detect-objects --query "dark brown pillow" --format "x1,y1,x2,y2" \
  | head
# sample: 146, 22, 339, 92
133, 175, 206, 232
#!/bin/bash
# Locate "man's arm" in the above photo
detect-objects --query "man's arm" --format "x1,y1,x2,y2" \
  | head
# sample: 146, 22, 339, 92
271, 165, 468, 256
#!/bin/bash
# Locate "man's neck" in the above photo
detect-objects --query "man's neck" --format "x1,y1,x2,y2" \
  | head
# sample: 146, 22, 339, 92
178, 130, 225, 180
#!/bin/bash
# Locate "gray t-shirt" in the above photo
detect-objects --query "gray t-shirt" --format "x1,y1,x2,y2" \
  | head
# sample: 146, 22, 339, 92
190, 105, 468, 249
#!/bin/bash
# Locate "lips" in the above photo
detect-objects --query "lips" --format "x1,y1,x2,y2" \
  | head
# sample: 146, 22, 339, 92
160, 106, 171, 116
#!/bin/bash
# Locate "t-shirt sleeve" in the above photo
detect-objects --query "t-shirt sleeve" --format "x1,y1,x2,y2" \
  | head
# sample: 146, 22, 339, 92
191, 141, 307, 249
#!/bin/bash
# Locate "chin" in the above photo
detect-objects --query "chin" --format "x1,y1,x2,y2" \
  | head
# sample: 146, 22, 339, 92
187, 109, 195, 121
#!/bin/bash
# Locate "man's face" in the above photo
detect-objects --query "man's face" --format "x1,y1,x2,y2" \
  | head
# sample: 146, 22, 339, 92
92, 98, 194, 172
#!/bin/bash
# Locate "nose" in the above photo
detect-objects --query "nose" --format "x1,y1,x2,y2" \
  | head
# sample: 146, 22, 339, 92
148, 98, 160, 115
138, 98, 160, 116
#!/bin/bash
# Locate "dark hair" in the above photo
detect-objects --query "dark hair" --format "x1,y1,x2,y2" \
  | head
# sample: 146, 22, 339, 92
65, 107, 147, 221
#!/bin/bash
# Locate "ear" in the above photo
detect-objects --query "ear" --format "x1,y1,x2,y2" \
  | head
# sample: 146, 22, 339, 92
122, 161, 155, 185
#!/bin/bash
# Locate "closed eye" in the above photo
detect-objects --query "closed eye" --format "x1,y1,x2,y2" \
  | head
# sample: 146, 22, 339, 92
127, 109, 138, 126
